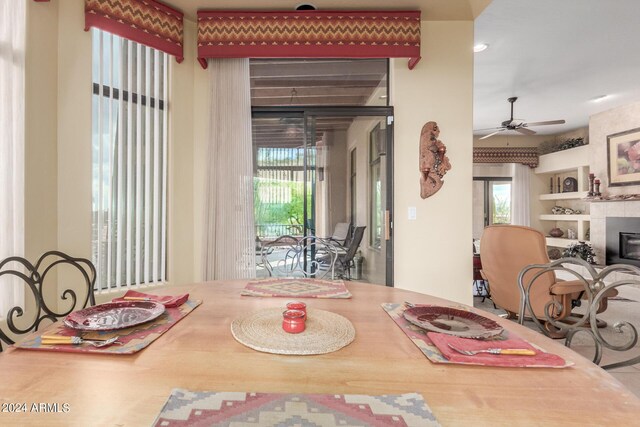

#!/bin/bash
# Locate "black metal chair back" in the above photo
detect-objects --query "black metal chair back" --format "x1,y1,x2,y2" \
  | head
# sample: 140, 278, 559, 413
0, 251, 96, 351
337, 226, 366, 279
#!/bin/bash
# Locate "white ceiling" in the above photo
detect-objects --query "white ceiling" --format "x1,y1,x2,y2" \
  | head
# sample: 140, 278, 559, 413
474, 0, 640, 136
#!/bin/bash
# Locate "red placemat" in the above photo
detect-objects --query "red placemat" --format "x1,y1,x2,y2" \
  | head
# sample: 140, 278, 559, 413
428, 332, 568, 368
111, 290, 189, 307
13, 299, 201, 355
242, 278, 351, 298
382, 303, 572, 368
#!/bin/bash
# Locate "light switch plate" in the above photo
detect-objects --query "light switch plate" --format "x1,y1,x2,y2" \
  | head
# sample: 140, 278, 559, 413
408, 206, 417, 220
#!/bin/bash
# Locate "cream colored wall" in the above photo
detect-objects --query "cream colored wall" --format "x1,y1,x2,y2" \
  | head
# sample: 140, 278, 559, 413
392, 21, 474, 304
25, 1, 59, 263
56, 0, 92, 262
589, 101, 640, 195
168, 20, 196, 285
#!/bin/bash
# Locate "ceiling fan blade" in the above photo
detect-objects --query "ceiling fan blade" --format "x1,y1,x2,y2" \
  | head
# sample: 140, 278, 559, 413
525, 119, 566, 127
479, 129, 505, 140
474, 126, 504, 132
515, 127, 536, 135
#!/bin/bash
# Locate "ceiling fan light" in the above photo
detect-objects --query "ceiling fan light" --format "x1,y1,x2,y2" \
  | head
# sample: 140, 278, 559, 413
473, 43, 489, 53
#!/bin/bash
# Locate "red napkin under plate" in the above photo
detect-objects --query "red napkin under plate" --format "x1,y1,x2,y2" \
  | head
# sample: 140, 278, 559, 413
112, 290, 189, 308
427, 332, 569, 368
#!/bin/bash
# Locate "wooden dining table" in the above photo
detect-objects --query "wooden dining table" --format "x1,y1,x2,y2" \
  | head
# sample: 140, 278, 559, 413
1, 280, 640, 426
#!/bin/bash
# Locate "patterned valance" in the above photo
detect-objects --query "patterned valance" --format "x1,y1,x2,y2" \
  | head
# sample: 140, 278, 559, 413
473, 147, 539, 168
85, 0, 184, 62
197, 10, 421, 70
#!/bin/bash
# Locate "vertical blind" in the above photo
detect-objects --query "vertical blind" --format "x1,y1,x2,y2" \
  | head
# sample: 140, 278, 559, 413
0, 0, 26, 315
91, 29, 168, 291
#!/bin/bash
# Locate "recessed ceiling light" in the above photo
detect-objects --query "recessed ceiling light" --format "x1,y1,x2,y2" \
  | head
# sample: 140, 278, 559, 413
590, 94, 610, 102
473, 43, 489, 53
379, 95, 388, 99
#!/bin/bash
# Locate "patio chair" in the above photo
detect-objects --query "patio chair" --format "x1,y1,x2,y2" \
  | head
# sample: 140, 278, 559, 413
260, 235, 338, 280
0, 251, 96, 351
326, 222, 352, 247
336, 226, 366, 280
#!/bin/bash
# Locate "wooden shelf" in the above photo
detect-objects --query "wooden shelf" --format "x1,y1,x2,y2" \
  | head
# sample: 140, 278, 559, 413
535, 145, 589, 174
539, 191, 589, 201
540, 214, 590, 221
545, 237, 589, 247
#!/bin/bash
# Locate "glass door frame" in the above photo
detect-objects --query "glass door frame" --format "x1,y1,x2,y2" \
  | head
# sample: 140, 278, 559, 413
252, 106, 395, 286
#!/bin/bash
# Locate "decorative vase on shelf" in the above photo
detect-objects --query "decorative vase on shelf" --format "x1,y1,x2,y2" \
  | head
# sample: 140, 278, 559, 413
549, 228, 564, 238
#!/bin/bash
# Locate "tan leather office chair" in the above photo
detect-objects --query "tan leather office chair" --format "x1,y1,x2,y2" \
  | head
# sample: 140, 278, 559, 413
480, 225, 600, 336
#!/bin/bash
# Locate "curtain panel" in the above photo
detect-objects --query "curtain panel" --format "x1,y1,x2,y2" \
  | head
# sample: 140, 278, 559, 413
197, 10, 421, 69
202, 59, 256, 280
511, 163, 531, 226
84, 0, 184, 62
473, 147, 539, 168
0, 0, 26, 316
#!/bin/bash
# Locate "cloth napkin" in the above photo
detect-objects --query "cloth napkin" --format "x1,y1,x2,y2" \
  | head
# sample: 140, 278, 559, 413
112, 290, 189, 308
427, 332, 568, 368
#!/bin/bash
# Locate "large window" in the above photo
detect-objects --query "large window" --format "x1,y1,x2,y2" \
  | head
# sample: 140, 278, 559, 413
474, 177, 512, 227
91, 29, 169, 290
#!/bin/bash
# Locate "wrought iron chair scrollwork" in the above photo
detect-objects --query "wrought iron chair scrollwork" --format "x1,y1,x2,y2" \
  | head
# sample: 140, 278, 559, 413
0, 251, 96, 351
518, 257, 637, 370
260, 235, 338, 280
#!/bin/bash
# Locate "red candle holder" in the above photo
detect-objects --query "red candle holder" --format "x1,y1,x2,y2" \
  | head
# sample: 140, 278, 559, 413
286, 301, 306, 320
282, 309, 306, 334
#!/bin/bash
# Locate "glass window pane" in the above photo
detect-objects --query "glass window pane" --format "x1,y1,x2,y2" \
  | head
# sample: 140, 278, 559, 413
490, 182, 511, 224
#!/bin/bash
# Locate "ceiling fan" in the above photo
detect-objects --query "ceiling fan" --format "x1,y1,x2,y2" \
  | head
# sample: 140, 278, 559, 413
476, 97, 566, 140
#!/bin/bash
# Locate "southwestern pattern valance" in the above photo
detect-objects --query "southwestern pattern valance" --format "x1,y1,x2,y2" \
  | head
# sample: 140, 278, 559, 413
473, 147, 539, 168
85, 0, 184, 62
197, 10, 421, 69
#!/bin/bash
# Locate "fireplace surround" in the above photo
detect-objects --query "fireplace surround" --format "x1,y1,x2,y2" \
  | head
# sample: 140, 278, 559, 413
606, 217, 640, 268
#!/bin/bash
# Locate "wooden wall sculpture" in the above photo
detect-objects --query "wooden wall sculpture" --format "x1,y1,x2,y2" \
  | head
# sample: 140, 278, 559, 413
419, 121, 451, 199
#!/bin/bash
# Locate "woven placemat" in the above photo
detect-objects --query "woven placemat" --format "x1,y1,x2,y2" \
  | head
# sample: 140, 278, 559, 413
231, 308, 355, 355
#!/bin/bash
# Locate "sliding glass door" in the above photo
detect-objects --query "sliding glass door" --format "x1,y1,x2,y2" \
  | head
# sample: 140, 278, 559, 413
252, 107, 394, 285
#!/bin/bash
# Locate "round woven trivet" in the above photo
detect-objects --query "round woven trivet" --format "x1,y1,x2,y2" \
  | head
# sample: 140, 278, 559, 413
231, 307, 355, 355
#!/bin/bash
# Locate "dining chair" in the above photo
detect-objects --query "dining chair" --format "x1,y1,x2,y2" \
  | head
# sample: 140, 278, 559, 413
260, 235, 338, 280
0, 251, 96, 351
480, 225, 615, 338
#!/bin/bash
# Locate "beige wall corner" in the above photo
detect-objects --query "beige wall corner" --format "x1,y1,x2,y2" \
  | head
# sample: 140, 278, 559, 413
25, 0, 59, 261
56, 0, 92, 260
469, 0, 493, 19
392, 21, 474, 305
168, 19, 196, 285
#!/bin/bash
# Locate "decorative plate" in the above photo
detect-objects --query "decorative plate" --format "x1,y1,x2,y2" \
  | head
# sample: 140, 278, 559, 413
403, 306, 503, 339
63, 301, 165, 331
